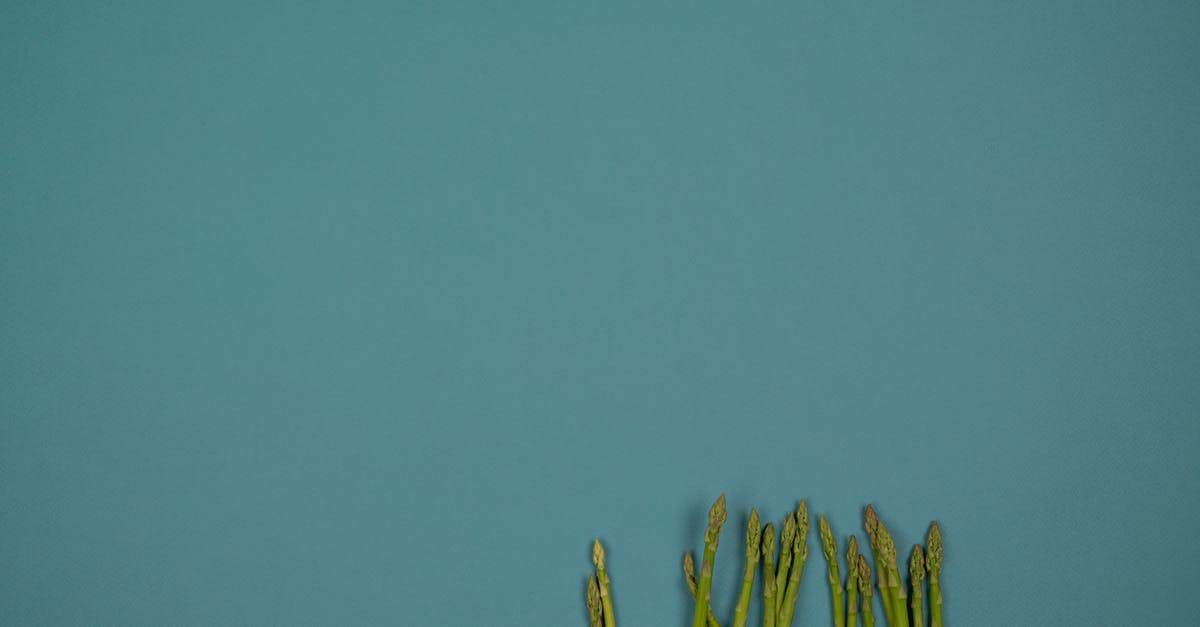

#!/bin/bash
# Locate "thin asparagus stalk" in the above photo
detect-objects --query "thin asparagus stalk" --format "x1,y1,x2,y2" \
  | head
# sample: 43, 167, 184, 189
684, 552, 722, 627
761, 523, 777, 627
593, 539, 616, 627
693, 495, 728, 627
587, 575, 603, 627
820, 514, 845, 627
909, 546, 925, 627
777, 501, 810, 627
775, 512, 796, 618
876, 518, 909, 627
856, 555, 875, 627
863, 506, 894, 627
845, 536, 860, 627
926, 523, 943, 627
733, 509, 762, 627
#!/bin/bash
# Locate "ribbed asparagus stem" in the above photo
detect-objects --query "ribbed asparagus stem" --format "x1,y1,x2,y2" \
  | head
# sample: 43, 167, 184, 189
593, 539, 616, 627
693, 495, 728, 627
762, 523, 777, 627
863, 506, 894, 627
845, 536, 860, 627
876, 515, 909, 627
856, 555, 874, 627
733, 509, 762, 627
820, 514, 844, 627
684, 552, 723, 627
777, 501, 809, 627
587, 575, 603, 627
909, 545, 925, 627
926, 523, 942, 627
775, 512, 796, 618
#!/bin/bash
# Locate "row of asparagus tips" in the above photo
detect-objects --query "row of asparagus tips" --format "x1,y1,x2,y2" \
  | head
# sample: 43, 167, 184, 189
684, 495, 812, 627
832, 505, 942, 627
682, 496, 944, 627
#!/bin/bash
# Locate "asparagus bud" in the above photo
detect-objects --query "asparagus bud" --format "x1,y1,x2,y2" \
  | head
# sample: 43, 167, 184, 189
693, 495, 727, 627
819, 515, 844, 627
926, 523, 943, 627
761, 524, 777, 627
776, 512, 796, 615
777, 501, 810, 627
587, 576, 602, 627
910, 545, 925, 627
845, 536, 860, 627
733, 509, 762, 627
863, 505, 894, 626
857, 555, 875, 627
593, 539, 616, 627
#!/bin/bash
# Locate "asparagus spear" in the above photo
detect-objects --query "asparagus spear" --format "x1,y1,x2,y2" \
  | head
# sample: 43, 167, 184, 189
863, 506, 895, 627
733, 509, 762, 627
761, 524, 777, 627
845, 536, 860, 627
876, 518, 909, 627
909, 546, 925, 627
777, 501, 810, 627
926, 523, 943, 627
856, 555, 875, 627
684, 552, 722, 627
593, 539, 616, 627
693, 495, 728, 627
775, 513, 797, 618
587, 575, 603, 627
819, 515, 844, 627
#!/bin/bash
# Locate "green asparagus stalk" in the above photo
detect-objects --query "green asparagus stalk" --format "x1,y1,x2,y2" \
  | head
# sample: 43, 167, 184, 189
926, 523, 942, 627
693, 495, 728, 627
909, 546, 925, 627
684, 552, 723, 627
819, 514, 845, 627
863, 506, 895, 627
775, 512, 796, 618
845, 536, 860, 627
761, 523, 777, 627
876, 518, 908, 627
777, 501, 810, 627
587, 575, 603, 627
856, 555, 874, 627
733, 509, 762, 627
593, 539, 616, 627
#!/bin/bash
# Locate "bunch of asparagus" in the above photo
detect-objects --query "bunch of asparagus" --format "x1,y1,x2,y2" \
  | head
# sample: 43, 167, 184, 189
583, 496, 944, 627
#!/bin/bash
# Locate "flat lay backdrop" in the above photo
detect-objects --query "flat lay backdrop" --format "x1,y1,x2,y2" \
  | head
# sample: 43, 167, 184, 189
2, 2, 1198, 625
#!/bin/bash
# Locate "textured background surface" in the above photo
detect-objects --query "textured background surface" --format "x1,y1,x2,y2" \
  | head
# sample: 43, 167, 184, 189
2, 2, 1198, 625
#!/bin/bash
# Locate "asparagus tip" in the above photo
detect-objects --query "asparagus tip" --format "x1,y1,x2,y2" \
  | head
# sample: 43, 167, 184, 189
910, 544, 926, 585
593, 538, 606, 569
856, 555, 872, 596
747, 509, 762, 559
819, 514, 836, 562
926, 522, 943, 576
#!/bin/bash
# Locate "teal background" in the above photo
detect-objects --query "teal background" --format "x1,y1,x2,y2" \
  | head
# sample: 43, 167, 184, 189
2, 2, 1198, 625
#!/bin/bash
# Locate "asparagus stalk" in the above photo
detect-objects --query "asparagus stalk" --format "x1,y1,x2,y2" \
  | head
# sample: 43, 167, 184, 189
926, 523, 942, 627
684, 552, 723, 627
856, 555, 874, 627
909, 546, 925, 627
863, 506, 894, 627
693, 495, 728, 627
761, 524, 777, 627
876, 518, 909, 627
587, 575, 603, 627
775, 512, 796, 618
733, 509, 762, 627
777, 501, 810, 627
845, 536, 860, 627
593, 539, 616, 627
819, 514, 845, 627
